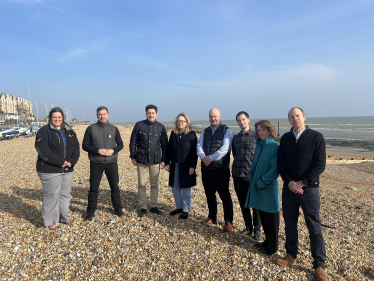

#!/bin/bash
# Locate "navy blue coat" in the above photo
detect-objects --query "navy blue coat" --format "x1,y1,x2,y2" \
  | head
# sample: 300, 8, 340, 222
165, 131, 198, 189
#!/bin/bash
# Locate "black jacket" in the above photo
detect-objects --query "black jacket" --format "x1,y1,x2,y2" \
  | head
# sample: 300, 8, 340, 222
165, 131, 198, 189
129, 119, 168, 165
35, 124, 80, 173
277, 126, 326, 188
82, 121, 123, 163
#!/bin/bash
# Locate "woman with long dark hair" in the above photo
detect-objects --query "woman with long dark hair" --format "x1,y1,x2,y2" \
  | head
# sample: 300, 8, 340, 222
165, 112, 198, 219
35, 107, 80, 231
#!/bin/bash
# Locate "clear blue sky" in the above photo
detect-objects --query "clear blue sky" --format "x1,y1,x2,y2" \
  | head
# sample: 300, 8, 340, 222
1, 0, 373, 122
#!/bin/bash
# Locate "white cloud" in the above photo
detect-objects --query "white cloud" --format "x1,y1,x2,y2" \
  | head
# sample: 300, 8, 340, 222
55, 42, 106, 63
8, 0, 63, 13
57, 49, 85, 62
8, 0, 44, 4
125, 55, 179, 73
259, 64, 338, 82
276, 1, 373, 32
169, 63, 338, 94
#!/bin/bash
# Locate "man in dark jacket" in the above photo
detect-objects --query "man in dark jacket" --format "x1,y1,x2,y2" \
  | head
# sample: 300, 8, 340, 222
231, 111, 261, 240
82, 106, 124, 221
197, 108, 234, 232
130, 104, 168, 217
276, 107, 328, 281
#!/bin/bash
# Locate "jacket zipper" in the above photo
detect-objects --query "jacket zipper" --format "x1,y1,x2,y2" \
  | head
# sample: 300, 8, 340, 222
56, 131, 66, 172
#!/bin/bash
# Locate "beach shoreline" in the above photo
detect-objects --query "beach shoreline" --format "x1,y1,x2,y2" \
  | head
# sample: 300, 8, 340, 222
121, 124, 374, 154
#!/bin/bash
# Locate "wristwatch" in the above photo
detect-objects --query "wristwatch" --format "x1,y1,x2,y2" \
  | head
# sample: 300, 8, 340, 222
301, 179, 308, 186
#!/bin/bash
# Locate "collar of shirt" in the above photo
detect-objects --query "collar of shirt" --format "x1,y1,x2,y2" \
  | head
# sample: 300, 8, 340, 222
239, 129, 251, 136
293, 126, 306, 140
210, 123, 221, 135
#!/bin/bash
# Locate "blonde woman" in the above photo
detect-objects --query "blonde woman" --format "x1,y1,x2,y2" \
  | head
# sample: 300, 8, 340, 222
165, 113, 198, 219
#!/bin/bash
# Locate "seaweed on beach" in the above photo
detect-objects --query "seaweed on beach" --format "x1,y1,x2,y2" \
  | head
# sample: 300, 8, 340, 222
325, 139, 374, 151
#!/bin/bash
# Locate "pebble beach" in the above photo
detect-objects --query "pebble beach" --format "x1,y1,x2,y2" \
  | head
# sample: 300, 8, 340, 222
0, 124, 373, 280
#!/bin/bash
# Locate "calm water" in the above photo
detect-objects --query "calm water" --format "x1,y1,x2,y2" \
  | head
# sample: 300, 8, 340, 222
122, 116, 374, 141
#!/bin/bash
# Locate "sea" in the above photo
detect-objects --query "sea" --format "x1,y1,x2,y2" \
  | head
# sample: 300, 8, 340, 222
122, 116, 374, 140
121, 116, 374, 155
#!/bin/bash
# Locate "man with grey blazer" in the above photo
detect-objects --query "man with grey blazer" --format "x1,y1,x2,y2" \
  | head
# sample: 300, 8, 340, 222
82, 106, 124, 221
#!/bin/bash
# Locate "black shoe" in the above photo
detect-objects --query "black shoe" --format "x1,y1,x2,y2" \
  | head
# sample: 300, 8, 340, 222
253, 230, 261, 242
179, 212, 188, 219
150, 207, 162, 214
139, 209, 147, 217
239, 227, 252, 236
84, 213, 94, 221
258, 248, 271, 255
255, 242, 264, 248
115, 210, 124, 217
170, 208, 183, 216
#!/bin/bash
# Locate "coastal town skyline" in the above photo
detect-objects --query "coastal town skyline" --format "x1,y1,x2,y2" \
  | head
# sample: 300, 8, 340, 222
1, 0, 373, 122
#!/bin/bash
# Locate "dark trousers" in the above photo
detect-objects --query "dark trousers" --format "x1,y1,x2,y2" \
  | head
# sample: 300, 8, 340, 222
259, 210, 279, 255
282, 186, 326, 269
201, 168, 233, 223
87, 162, 122, 215
233, 177, 261, 233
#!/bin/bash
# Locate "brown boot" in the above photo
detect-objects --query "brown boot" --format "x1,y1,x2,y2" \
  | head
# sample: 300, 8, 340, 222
202, 218, 216, 225
276, 254, 297, 266
315, 267, 328, 281
223, 222, 233, 232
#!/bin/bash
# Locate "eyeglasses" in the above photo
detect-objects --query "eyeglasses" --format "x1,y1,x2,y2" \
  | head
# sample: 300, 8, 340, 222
177, 120, 187, 123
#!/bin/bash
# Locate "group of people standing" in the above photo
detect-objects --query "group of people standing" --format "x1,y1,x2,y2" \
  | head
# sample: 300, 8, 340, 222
34, 105, 328, 281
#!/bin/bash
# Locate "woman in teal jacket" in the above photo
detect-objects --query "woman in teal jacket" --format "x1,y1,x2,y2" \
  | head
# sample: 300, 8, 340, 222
245, 120, 280, 255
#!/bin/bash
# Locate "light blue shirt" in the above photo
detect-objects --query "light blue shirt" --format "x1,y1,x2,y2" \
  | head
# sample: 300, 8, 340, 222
197, 126, 233, 161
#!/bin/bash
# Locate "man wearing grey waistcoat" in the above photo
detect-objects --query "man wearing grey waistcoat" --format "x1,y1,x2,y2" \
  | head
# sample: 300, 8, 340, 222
82, 106, 124, 221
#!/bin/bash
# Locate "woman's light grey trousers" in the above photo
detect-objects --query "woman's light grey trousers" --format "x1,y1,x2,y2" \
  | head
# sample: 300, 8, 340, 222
38, 172, 73, 227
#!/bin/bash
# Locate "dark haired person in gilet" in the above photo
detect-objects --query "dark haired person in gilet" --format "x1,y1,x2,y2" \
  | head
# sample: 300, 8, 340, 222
197, 108, 234, 232
82, 106, 124, 221
276, 107, 328, 281
130, 104, 168, 217
232, 111, 261, 240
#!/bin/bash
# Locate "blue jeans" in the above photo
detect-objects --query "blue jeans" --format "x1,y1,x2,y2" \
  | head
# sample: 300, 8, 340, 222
282, 186, 326, 269
172, 164, 191, 212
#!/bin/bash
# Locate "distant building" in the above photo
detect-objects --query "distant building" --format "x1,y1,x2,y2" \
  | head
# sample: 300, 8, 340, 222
0, 93, 33, 123
72, 118, 77, 123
